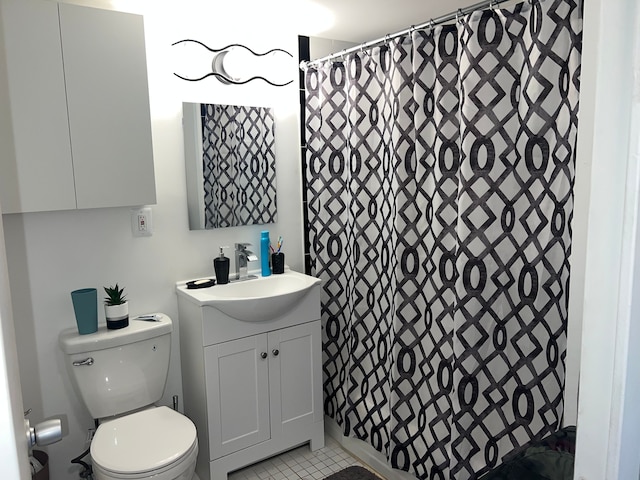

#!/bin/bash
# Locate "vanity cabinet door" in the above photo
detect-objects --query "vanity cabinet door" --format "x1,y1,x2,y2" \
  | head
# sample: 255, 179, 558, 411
268, 321, 322, 439
204, 335, 270, 461
203, 321, 322, 462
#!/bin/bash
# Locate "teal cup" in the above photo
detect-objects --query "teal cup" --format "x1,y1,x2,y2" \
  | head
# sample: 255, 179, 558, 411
71, 288, 98, 335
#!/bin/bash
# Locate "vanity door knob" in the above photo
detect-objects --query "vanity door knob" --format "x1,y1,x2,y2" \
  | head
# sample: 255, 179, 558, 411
260, 352, 268, 359
272, 349, 279, 357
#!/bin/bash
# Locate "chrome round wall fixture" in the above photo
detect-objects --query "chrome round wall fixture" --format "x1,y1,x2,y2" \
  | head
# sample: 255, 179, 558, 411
212, 46, 256, 85
211, 50, 231, 84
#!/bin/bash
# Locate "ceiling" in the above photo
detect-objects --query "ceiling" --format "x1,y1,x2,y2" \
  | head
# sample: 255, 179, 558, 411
67, 0, 511, 49
298, 0, 492, 44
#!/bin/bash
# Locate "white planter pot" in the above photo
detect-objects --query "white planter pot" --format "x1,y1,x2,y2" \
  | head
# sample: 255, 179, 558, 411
105, 301, 129, 330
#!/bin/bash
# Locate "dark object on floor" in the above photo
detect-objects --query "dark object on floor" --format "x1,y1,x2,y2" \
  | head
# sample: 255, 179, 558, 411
31, 450, 49, 480
480, 426, 577, 480
324, 465, 381, 480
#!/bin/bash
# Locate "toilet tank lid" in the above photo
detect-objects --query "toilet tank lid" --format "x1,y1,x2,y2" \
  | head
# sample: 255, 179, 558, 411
59, 313, 172, 355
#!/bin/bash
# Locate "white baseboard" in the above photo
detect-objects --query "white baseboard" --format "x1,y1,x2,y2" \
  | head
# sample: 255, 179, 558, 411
324, 417, 417, 480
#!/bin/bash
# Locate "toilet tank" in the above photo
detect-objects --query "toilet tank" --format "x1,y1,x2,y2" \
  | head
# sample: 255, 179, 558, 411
59, 314, 172, 419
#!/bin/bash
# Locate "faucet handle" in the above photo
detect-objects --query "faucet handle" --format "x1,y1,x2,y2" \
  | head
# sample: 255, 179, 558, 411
235, 242, 252, 251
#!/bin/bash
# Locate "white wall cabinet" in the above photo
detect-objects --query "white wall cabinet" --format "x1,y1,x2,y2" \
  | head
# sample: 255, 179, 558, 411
177, 275, 325, 480
0, 0, 156, 214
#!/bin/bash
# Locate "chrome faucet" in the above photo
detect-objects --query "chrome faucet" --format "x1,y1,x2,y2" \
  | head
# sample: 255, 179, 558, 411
234, 243, 258, 281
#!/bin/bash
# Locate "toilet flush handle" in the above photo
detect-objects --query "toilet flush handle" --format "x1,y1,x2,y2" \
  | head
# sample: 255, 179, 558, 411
72, 357, 94, 367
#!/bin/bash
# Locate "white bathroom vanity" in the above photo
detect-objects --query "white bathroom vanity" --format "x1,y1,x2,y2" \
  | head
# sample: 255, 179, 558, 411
176, 270, 325, 480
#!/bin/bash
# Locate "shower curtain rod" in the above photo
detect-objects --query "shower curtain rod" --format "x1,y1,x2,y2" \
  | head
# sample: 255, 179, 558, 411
300, 0, 516, 69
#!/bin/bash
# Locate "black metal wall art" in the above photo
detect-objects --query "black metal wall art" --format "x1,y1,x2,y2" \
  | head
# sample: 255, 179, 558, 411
172, 39, 293, 86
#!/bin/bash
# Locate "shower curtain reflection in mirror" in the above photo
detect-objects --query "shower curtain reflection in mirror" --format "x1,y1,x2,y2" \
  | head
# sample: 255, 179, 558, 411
183, 102, 277, 229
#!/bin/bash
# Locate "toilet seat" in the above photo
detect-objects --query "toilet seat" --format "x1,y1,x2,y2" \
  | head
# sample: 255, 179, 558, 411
91, 406, 197, 478
92, 441, 197, 480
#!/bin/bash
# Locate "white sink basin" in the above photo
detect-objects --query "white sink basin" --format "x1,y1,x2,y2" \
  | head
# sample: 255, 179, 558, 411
176, 270, 321, 322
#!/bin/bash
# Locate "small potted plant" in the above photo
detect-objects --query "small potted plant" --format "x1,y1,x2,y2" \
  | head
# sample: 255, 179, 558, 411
103, 284, 129, 330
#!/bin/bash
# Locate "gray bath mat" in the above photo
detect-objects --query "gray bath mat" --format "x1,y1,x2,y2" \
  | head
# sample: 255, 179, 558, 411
324, 466, 382, 480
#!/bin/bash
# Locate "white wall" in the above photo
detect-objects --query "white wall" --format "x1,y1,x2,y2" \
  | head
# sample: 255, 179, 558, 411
309, 36, 357, 61
0, 8, 29, 478
2, 2, 303, 479
573, 0, 640, 478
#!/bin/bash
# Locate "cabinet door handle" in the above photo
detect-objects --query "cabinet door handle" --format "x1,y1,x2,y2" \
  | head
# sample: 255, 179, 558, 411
260, 352, 268, 359
272, 349, 279, 357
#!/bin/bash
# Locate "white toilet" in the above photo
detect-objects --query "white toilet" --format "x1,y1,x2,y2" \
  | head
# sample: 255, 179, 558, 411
59, 314, 198, 480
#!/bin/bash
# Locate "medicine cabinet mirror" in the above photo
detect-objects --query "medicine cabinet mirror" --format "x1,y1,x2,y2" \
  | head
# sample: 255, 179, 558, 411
183, 102, 277, 229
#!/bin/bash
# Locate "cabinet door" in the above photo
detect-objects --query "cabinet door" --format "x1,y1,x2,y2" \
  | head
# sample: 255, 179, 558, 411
268, 321, 323, 438
0, 0, 76, 213
204, 335, 270, 460
58, 4, 156, 209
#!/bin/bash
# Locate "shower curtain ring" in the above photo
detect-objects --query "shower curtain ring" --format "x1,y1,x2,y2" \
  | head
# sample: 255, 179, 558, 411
456, 9, 463, 23
429, 19, 435, 32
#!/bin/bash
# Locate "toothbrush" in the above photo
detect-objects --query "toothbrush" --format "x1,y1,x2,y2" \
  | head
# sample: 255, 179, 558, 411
135, 314, 161, 321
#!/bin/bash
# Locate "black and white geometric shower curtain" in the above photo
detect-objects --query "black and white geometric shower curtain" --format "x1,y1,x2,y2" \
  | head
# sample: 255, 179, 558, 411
304, 1, 582, 478
202, 104, 276, 228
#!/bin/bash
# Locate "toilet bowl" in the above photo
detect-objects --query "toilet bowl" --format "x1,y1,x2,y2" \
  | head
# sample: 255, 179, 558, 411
59, 315, 198, 480
91, 406, 198, 480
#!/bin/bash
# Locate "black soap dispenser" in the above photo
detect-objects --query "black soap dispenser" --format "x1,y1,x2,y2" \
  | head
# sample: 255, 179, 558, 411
213, 246, 230, 284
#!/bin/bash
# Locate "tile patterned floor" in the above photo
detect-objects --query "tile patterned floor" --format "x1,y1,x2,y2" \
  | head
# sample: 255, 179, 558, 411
228, 436, 368, 480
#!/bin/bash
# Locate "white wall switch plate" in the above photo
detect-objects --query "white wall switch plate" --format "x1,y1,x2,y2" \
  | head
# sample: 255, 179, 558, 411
131, 207, 153, 237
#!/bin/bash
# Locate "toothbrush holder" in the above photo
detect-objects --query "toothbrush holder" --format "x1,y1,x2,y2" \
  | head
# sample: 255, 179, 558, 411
271, 252, 285, 274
